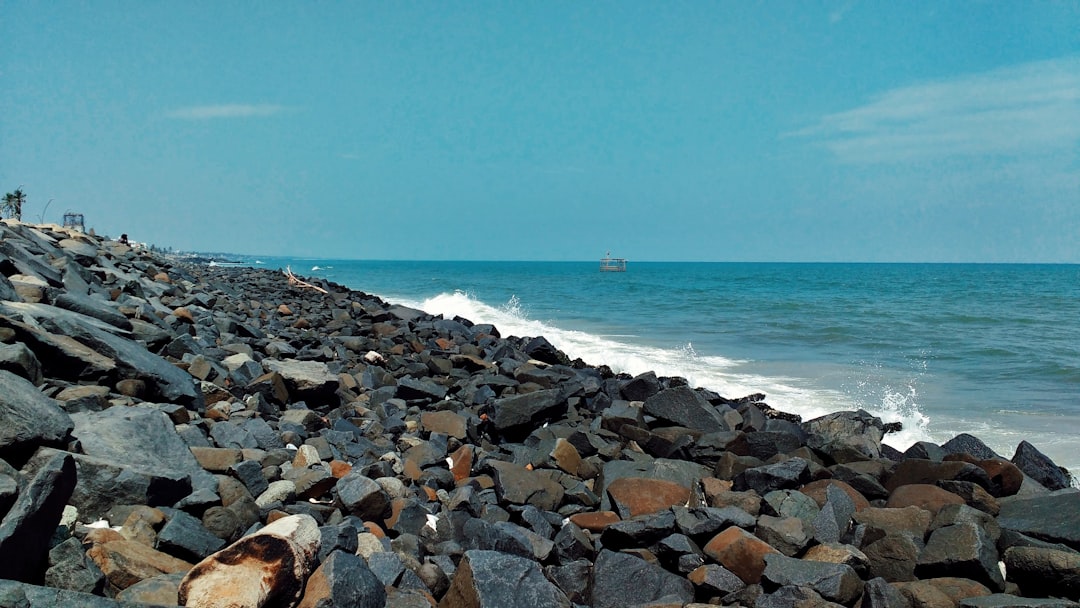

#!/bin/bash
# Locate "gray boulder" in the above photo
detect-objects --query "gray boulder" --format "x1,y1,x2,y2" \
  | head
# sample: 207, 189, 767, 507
590, 549, 694, 608
0, 369, 73, 466
1003, 546, 1080, 601
441, 550, 571, 608
0, 451, 76, 582
762, 553, 863, 605
643, 386, 728, 433
1012, 441, 1075, 491
915, 522, 1004, 591
997, 490, 1080, 551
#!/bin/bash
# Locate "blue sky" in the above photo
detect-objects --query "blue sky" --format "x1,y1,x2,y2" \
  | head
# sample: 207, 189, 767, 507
2, 2, 1078, 262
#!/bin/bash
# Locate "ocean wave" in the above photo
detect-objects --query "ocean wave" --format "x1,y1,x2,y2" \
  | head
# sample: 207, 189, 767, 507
392, 290, 934, 451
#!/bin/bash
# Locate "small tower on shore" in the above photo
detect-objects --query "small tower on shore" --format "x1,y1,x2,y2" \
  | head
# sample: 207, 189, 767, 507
62, 212, 85, 232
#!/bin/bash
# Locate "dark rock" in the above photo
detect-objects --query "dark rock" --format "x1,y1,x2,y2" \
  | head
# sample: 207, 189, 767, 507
523, 335, 570, 366
859, 576, 909, 608
736, 458, 811, 494
334, 472, 390, 520
643, 386, 728, 433
1011, 441, 1075, 491
755, 515, 811, 557
0, 450, 76, 582
70, 406, 216, 496
299, 550, 385, 608
44, 536, 106, 595
486, 389, 568, 436
155, 508, 227, 562
48, 448, 192, 521
621, 371, 661, 402
589, 549, 694, 608
0, 342, 43, 385
441, 549, 571, 608
863, 533, 921, 582
997, 490, 1080, 551
486, 460, 565, 511
762, 553, 862, 605
942, 434, 1001, 461
0, 369, 74, 467
546, 560, 592, 605
915, 522, 1004, 591
959, 594, 1080, 607
804, 409, 885, 463
1003, 546, 1080, 601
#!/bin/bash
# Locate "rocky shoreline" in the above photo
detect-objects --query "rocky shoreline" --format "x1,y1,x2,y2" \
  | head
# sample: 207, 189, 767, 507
0, 220, 1077, 608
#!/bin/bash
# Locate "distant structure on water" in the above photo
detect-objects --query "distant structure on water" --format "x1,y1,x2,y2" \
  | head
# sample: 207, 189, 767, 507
600, 252, 627, 272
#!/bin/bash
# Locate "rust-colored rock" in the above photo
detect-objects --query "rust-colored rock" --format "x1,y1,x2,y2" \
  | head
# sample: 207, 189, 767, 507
885, 484, 965, 518
172, 307, 194, 323
448, 444, 473, 482
703, 526, 780, 584
568, 511, 621, 532
421, 410, 468, 440
975, 458, 1024, 496
606, 477, 691, 518
277, 304, 293, 315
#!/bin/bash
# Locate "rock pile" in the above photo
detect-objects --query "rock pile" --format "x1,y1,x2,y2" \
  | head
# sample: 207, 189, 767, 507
0, 219, 1077, 608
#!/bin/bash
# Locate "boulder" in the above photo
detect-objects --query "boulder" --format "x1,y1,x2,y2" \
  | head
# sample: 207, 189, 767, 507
607, 477, 690, 518
179, 513, 321, 608
703, 526, 780, 584
0, 451, 77, 582
588, 549, 694, 608
915, 523, 1005, 591
440, 549, 571, 608
0, 369, 74, 467
803, 409, 885, 462
997, 490, 1080, 551
762, 553, 863, 605
643, 386, 728, 433
1003, 546, 1080, 601
1011, 441, 1075, 491
297, 550, 386, 608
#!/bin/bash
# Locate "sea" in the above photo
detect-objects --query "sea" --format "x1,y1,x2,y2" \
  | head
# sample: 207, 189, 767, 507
248, 259, 1080, 480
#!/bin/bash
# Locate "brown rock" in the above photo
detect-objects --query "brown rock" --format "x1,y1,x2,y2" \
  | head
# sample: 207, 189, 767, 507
179, 514, 320, 608
974, 458, 1024, 497
449, 445, 473, 482
329, 460, 352, 479
568, 511, 621, 532
277, 304, 293, 315
115, 379, 147, 398
891, 580, 956, 608
172, 307, 195, 324
799, 479, 871, 512
707, 489, 761, 516
607, 477, 690, 518
853, 506, 932, 542
87, 539, 193, 591
421, 410, 468, 439
925, 577, 992, 604
189, 447, 243, 473
886, 484, 965, 518
550, 438, 582, 477
703, 526, 780, 584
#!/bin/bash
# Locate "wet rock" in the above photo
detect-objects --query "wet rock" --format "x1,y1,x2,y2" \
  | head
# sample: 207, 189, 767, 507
1011, 441, 1075, 492
942, 434, 1001, 461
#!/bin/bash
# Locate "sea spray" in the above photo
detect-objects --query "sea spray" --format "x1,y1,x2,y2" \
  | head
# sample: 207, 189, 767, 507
400, 290, 934, 452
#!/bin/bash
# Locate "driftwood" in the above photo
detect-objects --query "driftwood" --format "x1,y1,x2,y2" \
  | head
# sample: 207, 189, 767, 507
284, 266, 328, 294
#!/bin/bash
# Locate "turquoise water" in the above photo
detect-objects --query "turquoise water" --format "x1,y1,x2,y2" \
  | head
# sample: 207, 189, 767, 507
255, 259, 1080, 477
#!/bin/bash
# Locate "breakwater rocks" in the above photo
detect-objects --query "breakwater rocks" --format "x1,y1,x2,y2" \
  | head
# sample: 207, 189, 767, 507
0, 221, 1077, 608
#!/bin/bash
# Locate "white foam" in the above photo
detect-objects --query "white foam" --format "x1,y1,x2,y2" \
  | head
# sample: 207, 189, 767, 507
392, 290, 934, 449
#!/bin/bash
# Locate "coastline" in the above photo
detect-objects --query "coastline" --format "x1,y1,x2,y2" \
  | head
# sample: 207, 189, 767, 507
0, 222, 1077, 606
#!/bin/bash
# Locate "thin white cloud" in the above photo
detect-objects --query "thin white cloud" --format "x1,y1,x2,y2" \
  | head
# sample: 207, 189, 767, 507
793, 57, 1080, 163
165, 104, 288, 120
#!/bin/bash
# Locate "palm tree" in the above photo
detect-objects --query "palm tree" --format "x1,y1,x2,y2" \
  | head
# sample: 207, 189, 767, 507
2, 188, 26, 221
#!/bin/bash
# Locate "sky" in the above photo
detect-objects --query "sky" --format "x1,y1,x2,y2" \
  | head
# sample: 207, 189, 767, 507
2, 2, 1078, 262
